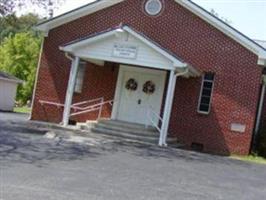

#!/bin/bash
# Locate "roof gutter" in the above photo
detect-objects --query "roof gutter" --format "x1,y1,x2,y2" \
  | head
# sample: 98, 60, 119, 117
258, 55, 266, 66
0, 77, 23, 84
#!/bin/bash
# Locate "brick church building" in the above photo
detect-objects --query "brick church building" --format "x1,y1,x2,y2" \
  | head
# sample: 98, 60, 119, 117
31, 0, 266, 155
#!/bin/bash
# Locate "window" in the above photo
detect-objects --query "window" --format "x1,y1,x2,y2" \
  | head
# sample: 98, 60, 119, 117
198, 73, 215, 114
74, 61, 86, 93
145, 0, 162, 16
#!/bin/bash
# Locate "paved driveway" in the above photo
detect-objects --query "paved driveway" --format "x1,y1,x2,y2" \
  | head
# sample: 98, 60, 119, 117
0, 112, 266, 200
0, 111, 29, 121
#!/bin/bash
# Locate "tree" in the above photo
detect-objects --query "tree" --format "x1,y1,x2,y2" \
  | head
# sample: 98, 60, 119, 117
0, 32, 41, 104
0, 13, 40, 43
0, 0, 64, 17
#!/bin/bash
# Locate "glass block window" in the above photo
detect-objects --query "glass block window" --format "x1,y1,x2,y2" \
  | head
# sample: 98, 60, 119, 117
74, 61, 86, 93
198, 73, 215, 114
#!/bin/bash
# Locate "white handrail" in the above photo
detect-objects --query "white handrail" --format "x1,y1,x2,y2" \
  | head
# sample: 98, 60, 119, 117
146, 107, 163, 133
39, 100, 64, 108
72, 100, 107, 111
39, 98, 113, 120
72, 97, 104, 107
70, 100, 113, 118
71, 97, 104, 111
39, 97, 104, 109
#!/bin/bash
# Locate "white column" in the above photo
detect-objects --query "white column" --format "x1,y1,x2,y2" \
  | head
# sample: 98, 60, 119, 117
62, 56, 80, 126
159, 70, 177, 146
159, 68, 189, 146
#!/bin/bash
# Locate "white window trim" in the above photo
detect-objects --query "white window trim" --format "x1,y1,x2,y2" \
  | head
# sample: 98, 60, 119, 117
197, 73, 215, 115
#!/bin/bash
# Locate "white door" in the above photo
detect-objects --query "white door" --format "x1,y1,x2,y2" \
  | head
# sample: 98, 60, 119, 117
116, 66, 166, 125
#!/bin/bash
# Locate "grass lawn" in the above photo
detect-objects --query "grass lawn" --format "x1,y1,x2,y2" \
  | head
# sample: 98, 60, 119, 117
231, 155, 266, 165
13, 106, 31, 114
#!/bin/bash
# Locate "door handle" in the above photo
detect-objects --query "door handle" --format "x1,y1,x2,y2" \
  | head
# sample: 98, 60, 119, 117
138, 99, 141, 105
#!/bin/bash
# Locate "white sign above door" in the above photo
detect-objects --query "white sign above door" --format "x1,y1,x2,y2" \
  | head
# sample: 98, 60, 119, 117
112, 43, 138, 59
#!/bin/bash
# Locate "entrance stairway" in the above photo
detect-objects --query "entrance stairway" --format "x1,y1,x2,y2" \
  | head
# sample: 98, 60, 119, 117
77, 119, 178, 146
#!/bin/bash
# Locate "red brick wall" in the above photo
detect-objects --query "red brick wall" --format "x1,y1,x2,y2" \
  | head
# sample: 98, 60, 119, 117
71, 62, 119, 123
31, 60, 119, 123
31, 0, 263, 155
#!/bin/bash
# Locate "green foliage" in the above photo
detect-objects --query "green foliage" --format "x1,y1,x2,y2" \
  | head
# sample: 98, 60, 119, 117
0, 32, 42, 104
14, 106, 31, 114
0, 13, 40, 43
231, 154, 266, 165
0, 13, 42, 104
0, 0, 65, 17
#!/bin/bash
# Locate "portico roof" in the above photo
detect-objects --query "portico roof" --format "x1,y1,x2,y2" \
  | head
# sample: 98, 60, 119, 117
60, 25, 200, 77
36, 0, 266, 66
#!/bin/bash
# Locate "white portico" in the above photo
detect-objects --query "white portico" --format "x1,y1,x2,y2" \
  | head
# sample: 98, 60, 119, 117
60, 25, 200, 146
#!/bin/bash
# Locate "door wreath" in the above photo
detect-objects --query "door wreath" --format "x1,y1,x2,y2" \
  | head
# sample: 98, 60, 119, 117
143, 81, 156, 95
125, 78, 138, 91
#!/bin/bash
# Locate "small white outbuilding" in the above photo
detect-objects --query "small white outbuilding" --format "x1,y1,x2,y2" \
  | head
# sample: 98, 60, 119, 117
0, 71, 23, 112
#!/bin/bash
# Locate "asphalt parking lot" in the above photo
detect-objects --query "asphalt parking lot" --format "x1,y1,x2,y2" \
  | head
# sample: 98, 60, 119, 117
0, 112, 266, 200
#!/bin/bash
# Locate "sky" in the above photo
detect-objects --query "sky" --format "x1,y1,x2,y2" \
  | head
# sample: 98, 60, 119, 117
53, 0, 266, 40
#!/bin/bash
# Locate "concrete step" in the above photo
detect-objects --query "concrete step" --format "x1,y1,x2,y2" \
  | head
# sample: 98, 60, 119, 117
98, 119, 157, 132
91, 127, 177, 145
94, 122, 159, 137
77, 119, 178, 146
76, 120, 98, 130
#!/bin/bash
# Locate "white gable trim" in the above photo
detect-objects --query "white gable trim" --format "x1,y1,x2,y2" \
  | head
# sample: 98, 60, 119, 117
37, 0, 266, 66
61, 30, 116, 51
60, 26, 200, 75
175, 0, 266, 65
123, 26, 187, 68
36, 0, 123, 34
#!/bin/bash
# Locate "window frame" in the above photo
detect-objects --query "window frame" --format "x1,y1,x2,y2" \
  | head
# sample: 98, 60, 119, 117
197, 73, 215, 115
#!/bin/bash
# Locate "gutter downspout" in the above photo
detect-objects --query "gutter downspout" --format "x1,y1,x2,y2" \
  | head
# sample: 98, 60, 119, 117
252, 75, 266, 149
29, 38, 45, 120
61, 53, 79, 126
65, 52, 74, 61
159, 68, 189, 146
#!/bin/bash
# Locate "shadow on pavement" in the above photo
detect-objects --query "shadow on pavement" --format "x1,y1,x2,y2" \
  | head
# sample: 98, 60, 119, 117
0, 119, 253, 168
0, 121, 102, 167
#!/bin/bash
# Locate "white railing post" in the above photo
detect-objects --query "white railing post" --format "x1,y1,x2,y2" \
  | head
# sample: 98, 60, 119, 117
145, 108, 150, 129
62, 56, 80, 126
97, 98, 104, 120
